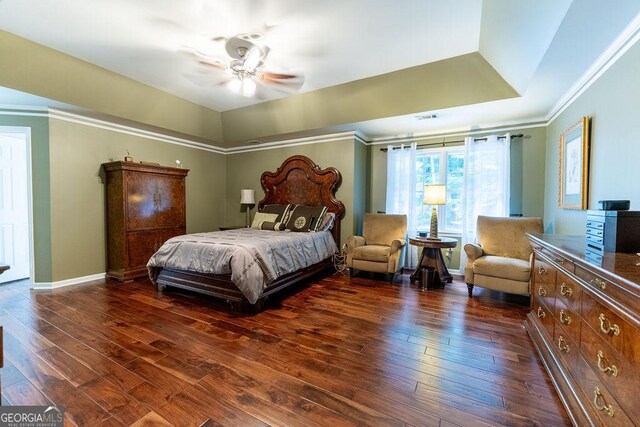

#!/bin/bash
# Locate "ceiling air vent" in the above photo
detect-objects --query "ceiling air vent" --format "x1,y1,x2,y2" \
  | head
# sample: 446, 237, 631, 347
415, 113, 439, 121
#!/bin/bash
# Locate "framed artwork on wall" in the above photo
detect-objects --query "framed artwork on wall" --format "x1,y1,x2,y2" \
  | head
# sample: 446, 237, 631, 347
559, 116, 590, 209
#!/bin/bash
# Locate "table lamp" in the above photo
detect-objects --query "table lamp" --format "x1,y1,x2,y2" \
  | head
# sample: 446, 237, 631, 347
423, 184, 446, 240
240, 189, 255, 227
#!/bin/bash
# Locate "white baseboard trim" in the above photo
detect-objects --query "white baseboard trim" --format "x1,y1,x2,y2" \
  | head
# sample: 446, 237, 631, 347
33, 272, 106, 290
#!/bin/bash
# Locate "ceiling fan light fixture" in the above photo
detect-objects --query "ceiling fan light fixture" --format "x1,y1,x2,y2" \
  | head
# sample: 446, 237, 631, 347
227, 78, 242, 94
242, 77, 256, 97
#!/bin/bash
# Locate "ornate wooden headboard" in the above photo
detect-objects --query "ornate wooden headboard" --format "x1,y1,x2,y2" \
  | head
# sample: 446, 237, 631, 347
259, 155, 345, 244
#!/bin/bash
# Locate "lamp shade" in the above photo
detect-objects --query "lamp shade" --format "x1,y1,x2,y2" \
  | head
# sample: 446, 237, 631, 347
423, 184, 446, 205
240, 189, 255, 204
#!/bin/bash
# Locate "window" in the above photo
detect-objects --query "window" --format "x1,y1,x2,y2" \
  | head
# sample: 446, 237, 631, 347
415, 147, 464, 234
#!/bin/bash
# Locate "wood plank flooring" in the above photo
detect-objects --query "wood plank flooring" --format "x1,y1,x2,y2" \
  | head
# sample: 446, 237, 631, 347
0, 273, 571, 426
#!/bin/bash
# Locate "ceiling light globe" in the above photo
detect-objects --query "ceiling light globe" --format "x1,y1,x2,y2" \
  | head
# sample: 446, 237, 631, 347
242, 78, 256, 97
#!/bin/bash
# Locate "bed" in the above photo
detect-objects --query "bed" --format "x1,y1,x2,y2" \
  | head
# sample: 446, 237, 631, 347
147, 155, 345, 313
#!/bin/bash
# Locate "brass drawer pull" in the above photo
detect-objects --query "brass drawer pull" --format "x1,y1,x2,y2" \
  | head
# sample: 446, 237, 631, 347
599, 313, 621, 336
559, 309, 572, 325
597, 350, 619, 377
591, 277, 607, 290
593, 387, 615, 418
538, 266, 546, 275
560, 283, 573, 296
554, 257, 564, 265
557, 336, 569, 353
538, 286, 547, 297
537, 307, 546, 319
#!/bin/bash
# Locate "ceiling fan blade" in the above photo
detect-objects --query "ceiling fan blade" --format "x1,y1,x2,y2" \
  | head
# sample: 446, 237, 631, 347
182, 72, 231, 87
243, 47, 262, 71
259, 71, 301, 80
259, 74, 305, 92
198, 60, 227, 72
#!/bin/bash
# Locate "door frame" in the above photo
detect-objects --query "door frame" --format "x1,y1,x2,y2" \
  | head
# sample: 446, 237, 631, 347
0, 126, 34, 285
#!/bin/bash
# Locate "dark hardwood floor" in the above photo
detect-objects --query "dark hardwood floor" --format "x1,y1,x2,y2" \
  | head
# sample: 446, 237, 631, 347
0, 272, 571, 426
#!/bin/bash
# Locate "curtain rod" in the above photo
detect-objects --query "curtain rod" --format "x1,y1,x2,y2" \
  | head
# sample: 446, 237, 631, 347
379, 133, 524, 152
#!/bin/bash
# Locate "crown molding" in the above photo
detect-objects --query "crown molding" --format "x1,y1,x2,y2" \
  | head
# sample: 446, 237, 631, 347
368, 118, 547, 146
547, 12, 640, 124
47, 108, 227, 154
225, 130, 363, 154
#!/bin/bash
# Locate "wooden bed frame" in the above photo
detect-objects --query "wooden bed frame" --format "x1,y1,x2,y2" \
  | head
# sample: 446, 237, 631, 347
155, 155, 345, 314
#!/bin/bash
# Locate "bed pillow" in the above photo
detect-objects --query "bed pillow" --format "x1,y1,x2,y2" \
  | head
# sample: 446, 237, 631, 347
317, 212, 336, 231
250, 212, 279, 229
259, 204, 292, 223
259, 221, 286, 231
284, 205, 328, 232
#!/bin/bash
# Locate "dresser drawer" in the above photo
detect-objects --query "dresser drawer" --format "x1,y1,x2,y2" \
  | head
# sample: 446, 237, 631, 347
586, 219, 605, 230
586, 226, 604, 238
575, 264, 630, 304
534, 257, 556, 286
556, 270, 582, 312
555, 299, 581, 344
574, 355, 635, 427
581, 292, 640, 366
553, 323, 579, 370
580, 322, 640, 423
534, 280, 556, 313
533, 297, 554, 339
585, 233, 604, 246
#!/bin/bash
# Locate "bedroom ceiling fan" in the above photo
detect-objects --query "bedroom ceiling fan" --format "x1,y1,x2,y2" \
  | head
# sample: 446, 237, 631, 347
183, 34, 305, 98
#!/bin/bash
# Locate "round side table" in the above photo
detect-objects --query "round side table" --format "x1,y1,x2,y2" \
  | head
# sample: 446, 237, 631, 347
408, 237, 458, 289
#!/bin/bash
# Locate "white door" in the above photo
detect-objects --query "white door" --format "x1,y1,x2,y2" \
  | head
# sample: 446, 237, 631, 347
0, 131, 30, 283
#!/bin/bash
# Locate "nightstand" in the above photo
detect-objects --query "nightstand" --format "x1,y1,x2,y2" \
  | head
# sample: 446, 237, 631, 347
218, 225, 246, 231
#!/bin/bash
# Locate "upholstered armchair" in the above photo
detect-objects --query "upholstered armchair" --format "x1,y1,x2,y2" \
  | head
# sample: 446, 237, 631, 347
464, 215, 543, 297
347, 213, 407, 282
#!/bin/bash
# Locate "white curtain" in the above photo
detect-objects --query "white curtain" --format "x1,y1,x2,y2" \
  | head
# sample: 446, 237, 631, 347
461, 134, 511, 269
386, 142, 418, 268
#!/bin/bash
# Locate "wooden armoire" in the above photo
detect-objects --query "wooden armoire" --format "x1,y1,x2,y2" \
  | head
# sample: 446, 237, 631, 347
103, 161, 189, 282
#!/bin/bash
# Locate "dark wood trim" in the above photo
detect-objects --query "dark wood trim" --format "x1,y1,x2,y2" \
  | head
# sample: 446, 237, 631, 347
156, 258, 333, 314
259, 155, 345, 245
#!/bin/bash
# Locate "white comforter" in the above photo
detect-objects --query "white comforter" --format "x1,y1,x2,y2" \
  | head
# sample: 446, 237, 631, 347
147, 229, 337, 304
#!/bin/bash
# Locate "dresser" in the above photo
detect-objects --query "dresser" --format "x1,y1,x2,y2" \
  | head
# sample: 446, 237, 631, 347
103, 162, 189, 282
526, 234, 640, 426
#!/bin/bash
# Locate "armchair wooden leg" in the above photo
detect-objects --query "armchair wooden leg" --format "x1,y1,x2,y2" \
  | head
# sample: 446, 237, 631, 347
388, 273, 395, 283
467, 283, 474, 297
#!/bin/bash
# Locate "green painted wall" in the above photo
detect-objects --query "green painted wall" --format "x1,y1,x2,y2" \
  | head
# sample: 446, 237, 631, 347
353, 140, 368, 237
225, 139, 358, 245
0, 112, 52, 282
0, 30, 223, 142
47, 118, 226, 281
545, 39, 640, 235
221, 53, 518, 144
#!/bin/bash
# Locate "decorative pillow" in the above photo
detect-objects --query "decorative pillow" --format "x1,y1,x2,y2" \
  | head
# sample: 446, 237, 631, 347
317, 212, 336, 231
260, 204, 292, 223
250, 212, 278, 229
284, 205, 328, 232
259, 221, 286, 231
